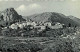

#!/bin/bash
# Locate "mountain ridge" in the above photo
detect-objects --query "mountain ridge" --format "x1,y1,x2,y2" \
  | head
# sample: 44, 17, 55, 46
23, 12, 80, 27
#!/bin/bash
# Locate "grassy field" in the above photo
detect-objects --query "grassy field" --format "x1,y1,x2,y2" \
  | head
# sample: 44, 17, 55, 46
0, 34, 80, 52
0, 36, 56, 52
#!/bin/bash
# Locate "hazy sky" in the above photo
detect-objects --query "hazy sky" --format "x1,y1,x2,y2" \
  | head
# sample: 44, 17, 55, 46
0, 0, 80, 18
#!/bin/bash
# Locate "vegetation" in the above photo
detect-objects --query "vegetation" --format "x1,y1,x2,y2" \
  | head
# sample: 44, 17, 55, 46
0, 27, 80, 52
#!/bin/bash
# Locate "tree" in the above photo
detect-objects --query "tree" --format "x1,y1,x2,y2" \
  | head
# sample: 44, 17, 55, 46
68, 23, 71, 27
1, 15, 4, 20
45, 26, 51, 31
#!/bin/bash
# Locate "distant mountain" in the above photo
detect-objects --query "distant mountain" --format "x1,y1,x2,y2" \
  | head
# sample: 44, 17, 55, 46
0, 8, 25, 26
23, 12, 80, 27
67, 15, 80, 25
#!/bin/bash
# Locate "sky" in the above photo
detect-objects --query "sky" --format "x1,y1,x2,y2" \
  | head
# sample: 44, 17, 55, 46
0, 0, 80, 18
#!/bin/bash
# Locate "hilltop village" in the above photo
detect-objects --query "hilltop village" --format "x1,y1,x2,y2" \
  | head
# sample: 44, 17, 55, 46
4, 20, 64, 30
2, 21, 64, 34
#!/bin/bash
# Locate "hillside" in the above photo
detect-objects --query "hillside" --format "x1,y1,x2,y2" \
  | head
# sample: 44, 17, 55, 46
67, 15, 80, 25
23, 12, 80, 27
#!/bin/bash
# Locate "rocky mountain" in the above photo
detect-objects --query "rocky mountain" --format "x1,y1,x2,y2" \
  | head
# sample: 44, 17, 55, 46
24, 12, 80, 27
0, 8, 25, 26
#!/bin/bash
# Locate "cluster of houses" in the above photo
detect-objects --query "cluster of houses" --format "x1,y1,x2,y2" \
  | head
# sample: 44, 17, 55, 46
6, 21, 64, 31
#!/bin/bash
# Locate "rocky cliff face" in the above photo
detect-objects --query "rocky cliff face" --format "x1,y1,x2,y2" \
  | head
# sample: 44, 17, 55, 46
0, 8, 25, 26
